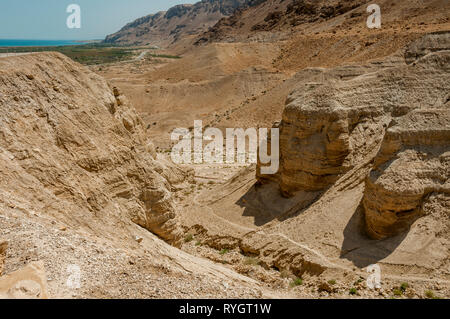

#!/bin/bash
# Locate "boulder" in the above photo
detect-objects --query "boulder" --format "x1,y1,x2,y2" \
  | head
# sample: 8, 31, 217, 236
0, 261, 49, 299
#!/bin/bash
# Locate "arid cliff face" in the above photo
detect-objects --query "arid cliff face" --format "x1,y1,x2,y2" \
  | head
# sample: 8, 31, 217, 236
0, 52, 185, 242
0, 52, 275, 299
104, 0, 255, 47
196, 0, 365, 44
258, 33, 450, 239
364, 108, 450, 239
363, 35, 450, 239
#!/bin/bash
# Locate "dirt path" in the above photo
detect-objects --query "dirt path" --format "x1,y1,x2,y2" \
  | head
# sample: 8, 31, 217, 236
135, 50, 149, 61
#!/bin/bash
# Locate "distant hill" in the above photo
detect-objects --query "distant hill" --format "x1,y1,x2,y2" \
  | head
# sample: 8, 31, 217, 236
194, 0, 450, 45
104, 0, 257, 47
195, 0, 367, 44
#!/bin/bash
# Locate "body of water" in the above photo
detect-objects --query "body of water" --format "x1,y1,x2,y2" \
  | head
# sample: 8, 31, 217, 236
0, 39, 85, 47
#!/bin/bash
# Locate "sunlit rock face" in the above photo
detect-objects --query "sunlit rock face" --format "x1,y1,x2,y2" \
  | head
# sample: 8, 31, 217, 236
0, 52, 190, 243
258, 33, 449, 239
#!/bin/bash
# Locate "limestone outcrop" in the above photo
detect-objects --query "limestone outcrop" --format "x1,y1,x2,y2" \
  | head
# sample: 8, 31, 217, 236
258, 33, 450, 239
404, 31, 450, 64
261, 52, 449, 195
363, 35, 450, 239
364, 108, 450, 239
0, 52, 187, 243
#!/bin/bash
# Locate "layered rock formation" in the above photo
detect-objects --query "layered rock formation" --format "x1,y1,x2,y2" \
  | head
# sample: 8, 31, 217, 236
104, 0, 256, 47
363, 35, 450, 239
364, 109, 450, 239
0, 52, 290, 299
258, 33, 450, 239
277, 81, 383, 196
195, 0, 365, 44
0, 52, 186, 243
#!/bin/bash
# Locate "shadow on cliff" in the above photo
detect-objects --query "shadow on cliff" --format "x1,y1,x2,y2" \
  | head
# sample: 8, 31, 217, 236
236, 181, 322, 227
340, 202, 408, 268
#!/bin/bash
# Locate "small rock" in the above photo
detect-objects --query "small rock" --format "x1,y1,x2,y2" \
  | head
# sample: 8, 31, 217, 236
135, 236, 143, 243
0, 240, 8, 275
113, 87, 120, 97
318, 282, 334, 293
0, 241, 7, 254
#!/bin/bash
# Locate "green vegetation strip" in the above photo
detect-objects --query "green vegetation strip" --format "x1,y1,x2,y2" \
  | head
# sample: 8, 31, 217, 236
147, 53, 181, 59
0, 43, 139, 65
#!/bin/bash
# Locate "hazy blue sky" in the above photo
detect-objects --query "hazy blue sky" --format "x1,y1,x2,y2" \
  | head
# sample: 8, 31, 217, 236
0, 0, 196, 40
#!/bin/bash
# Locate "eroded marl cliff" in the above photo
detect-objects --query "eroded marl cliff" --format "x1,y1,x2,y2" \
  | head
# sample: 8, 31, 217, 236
258, 33, 450, 239
364, 108, 450, 239
0, 52, 186, 243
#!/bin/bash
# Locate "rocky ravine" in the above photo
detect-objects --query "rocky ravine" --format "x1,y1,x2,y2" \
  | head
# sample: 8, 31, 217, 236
196, 0, 366, 44
0, 52, 182, 243
152, 33, 449, 299
0, 52, 285, 299
255, 32, 449, 261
